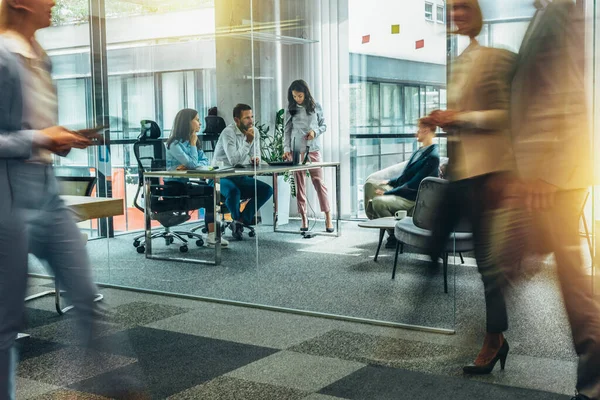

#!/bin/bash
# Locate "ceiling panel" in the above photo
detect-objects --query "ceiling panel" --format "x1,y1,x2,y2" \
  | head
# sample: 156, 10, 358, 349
480, 0, 536, 20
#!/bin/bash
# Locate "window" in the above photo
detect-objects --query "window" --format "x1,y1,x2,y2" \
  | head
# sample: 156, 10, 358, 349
380, 83, 401, 126
436, 5, 445, 23
425, 2, 433, 21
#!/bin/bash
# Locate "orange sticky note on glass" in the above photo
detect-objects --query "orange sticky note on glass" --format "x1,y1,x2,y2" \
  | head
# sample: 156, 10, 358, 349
391, 25, 400, 34
362, 35, 370, 44
416, 39, 425, 49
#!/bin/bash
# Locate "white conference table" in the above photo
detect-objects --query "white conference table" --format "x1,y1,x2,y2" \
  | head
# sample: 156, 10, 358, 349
143, 162, 341, 266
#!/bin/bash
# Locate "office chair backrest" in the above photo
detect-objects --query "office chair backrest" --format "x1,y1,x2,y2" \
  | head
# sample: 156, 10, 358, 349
412, 177, 449, 231
138, 120, 161, 140
413, 177, 471, 233
133, 120, 167, 212
56, 176, 97, 197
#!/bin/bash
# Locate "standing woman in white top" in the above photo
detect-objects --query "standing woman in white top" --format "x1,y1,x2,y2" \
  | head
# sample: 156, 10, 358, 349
283, 80, 333, 232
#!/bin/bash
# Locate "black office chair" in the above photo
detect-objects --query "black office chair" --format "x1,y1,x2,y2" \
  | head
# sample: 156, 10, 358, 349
131, 120, 209, 254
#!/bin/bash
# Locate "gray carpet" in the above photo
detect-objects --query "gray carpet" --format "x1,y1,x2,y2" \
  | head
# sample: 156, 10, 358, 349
28, 220, 586, 363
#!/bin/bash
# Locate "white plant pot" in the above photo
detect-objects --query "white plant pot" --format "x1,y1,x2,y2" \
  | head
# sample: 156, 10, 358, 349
257, 175, 291, 225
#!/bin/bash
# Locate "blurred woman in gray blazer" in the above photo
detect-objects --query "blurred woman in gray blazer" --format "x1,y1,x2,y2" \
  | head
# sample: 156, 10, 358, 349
0, 0, 100, 398
428, 0, 516, 375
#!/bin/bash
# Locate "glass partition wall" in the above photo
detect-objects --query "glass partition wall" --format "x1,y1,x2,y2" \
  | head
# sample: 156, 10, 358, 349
36, 0, 478, 332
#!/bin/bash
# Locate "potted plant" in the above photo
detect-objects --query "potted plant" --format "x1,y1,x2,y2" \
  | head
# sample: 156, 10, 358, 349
255, 109, 292, 225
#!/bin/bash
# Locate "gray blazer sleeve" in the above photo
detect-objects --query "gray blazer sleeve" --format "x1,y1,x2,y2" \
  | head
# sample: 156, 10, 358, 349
0, 49, 37, 159
314, 103, 327, 138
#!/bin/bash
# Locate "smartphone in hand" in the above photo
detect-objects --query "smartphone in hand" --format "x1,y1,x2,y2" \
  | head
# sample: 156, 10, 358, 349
76, 126, 106, 145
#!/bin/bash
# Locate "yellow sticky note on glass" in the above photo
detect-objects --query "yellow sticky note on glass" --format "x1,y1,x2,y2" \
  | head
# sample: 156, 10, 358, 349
391, 25, 400, 34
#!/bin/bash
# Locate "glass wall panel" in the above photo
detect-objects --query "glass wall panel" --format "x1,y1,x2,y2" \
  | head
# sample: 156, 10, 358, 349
38, 0, 600, 344
33, 0, 111, 286
340, 0, 453, 329
42, 0, 461, 332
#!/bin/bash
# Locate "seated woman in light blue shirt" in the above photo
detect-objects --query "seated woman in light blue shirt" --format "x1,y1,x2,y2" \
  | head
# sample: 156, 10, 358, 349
166, 108, 228, 247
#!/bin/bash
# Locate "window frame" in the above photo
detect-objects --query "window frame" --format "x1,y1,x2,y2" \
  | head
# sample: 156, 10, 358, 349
425, 2, 434, 21
436, 5, 445, 23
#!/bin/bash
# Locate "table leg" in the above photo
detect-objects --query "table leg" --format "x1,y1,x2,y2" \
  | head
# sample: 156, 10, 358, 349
214, 177, 222, 265
392, 240, 401, 279
335, 164, 341, 237
144, 176, 153, 258
273, 173, 278, 232
374, 228, 385, 262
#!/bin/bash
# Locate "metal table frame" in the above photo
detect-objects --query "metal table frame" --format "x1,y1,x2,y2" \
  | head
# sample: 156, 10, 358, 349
144, 162, 341, 266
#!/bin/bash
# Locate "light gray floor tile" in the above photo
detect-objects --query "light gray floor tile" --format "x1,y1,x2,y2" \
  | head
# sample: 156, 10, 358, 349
168, 376, 308, 400
146, 304, 347, 349
18, 347, 136, 386
226, 351, 365, 392
15, 377, 61, 400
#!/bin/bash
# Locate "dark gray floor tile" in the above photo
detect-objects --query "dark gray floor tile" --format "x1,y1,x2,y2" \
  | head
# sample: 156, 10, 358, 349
29, 388, 112, 399
77, 327, 278, 398
319, 365, 571, 400
16, 337, 67, 362
107, 301, 191, 327
23, 307, 71, 330
289, 330, 462, 368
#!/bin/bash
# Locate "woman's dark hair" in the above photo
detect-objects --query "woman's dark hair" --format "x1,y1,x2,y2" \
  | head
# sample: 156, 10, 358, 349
166, 108, 198, 149
287, 80, 316, 116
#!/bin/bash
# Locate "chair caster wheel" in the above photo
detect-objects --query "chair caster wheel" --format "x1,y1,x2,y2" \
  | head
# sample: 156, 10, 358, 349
196, 239, 204, 247
188, 235, 194, 239
180, 245, 188, 253
133, 240, 140, 247
201, 228, 208, 234
137, 246, 145, 254
248, 231, 256, 238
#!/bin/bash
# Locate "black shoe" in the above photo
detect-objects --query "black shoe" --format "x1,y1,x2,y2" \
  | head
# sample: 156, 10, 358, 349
325, 227, 334, 233
463, 339, 509, 375
385, 236, 398, 249
230, 221, 243, 240
571, 394, 593, 400
300, 226, 308, 232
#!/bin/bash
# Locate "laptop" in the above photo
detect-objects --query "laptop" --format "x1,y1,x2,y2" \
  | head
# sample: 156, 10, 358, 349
267, 160, 295, 166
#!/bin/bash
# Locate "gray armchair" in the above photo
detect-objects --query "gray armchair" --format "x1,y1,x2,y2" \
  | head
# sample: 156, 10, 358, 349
363, 157, 449, 217
393, 177, 473, 293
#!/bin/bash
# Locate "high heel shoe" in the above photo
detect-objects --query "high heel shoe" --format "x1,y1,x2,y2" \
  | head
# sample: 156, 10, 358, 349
300, 216, 308, 232
463, 339, 509, 374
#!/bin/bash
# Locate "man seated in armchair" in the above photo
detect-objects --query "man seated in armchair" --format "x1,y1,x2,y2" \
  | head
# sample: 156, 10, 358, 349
364, 117, 440, 248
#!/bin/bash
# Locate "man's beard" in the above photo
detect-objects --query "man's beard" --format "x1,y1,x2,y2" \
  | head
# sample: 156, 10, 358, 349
239, 122, 252, 131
